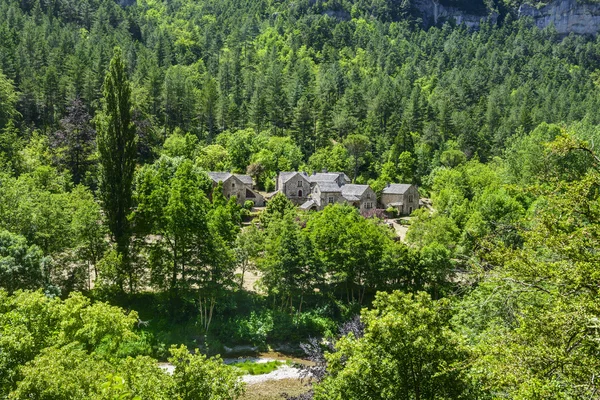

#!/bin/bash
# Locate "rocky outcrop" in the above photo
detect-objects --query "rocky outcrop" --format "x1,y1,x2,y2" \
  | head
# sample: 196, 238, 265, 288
413, 0, 497, 29
411, 0, 600, 35
518, 0, 600, 35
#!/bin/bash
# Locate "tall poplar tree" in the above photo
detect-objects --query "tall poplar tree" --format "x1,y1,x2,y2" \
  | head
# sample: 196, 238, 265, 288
97, 47, 136, 292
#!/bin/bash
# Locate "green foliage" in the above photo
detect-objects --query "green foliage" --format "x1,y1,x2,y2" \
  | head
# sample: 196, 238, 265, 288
161, 130, 200, 160
0, 230, 48, 293
0, 290, 141, 397
3, 1, 600, 398
259, 192, 296, 228
217, 309, 337, 346
0, 290, 244, 399
168, 345, 245, 400
135, 156, 221, 293
258, 215, 318, 310
134, 155, 238, 330
0, 120, 23, 174
52, 98, 97, 185
231, 360, 287, 375
197, 144, 232, 171
0, 69, 18, 130
96, 47, 137, 291
457, 169, 600, 399
0, 171, 104, 293
307, 144, 352, 176
314, 291, 473, 400
305, 204, 413, 303
234, 224, 264, 289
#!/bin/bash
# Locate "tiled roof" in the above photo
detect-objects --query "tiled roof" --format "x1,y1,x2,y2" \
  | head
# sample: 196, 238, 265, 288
341, 184, 369, 197
342, 195, 360, 202
278, 172, 297, 184
234, 174, 253, 186
208, 172, 253, 187
279, 171, 309, 184
309, 172, 350, 184
299, 200, 316, 210
382, 184, 413, 195
207, 172, 232, 183
315, 182, 343, 193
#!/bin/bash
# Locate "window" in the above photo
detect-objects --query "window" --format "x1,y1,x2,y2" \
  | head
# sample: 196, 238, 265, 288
367, 192, 371, 199
298, 190, 303, 197
365, 202, 372, 209
328, 196, 334, 204
408, 195, 413, 203
232, 183, 235, 189
297, 181, 303, 187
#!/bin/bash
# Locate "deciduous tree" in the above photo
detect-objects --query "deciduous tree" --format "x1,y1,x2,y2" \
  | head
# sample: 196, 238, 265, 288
96, 47, 137, 291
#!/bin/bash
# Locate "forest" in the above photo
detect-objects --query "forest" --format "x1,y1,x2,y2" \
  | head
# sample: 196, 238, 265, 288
1, 0, 600, 398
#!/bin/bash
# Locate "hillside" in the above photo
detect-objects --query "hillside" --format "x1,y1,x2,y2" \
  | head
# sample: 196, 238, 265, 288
1, 0, 600, 399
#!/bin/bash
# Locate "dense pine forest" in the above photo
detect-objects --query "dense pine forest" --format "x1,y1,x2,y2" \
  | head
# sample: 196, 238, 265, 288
1, 0, 600, 398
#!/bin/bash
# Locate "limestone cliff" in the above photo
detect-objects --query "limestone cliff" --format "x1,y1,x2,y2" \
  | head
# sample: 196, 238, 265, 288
413, 0, 497, 28
518, 0, 600, 35
412, 0, 600, 35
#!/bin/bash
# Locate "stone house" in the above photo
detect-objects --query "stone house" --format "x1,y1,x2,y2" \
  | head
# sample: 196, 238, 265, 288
207, 172, 265, 207
380, 184, 419, 216
300, 182, 376, 212
275, 172, 311, 205
300, 181, 343, 211
341, 184, 376, 212
308, 172, 351, 188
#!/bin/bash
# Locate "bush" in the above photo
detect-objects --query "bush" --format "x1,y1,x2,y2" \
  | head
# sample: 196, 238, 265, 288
231, 360, 287, 375
215, 309, 337, 346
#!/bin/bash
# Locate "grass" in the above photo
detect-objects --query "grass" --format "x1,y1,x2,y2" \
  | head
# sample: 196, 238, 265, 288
241, 378, 309, 400
231, 360, 290, 375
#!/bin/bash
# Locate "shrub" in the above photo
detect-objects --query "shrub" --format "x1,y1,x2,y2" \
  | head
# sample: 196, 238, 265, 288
231, 360, 287, 375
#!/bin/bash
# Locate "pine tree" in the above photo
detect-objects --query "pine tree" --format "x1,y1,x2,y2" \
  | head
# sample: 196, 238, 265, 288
52, 98, 95, 185
292, 95, 315, 157
96, 47, 136, 292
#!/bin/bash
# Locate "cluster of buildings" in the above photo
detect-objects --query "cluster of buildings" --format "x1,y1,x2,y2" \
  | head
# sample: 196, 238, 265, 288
207, 171, 419, 216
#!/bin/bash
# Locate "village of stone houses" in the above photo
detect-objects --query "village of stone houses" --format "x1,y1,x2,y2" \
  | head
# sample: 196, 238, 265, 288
208, 170, 421, 220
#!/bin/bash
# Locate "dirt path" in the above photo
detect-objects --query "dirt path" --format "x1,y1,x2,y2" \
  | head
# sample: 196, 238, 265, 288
389, 220, 409, 242
236, 268, 262, 292
384, 218, 411, 242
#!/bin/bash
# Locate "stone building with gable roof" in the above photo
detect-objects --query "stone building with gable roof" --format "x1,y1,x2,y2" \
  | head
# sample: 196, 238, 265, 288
380, 183, 419, 216
275, 172, 311, 205
207, 172, 265, 207
341, 184, 376, 212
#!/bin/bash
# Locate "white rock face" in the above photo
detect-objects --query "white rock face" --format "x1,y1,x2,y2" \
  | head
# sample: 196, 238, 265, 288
413, 0, 497, 28
413, 0, 600, 35
519, 0, 600, 35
